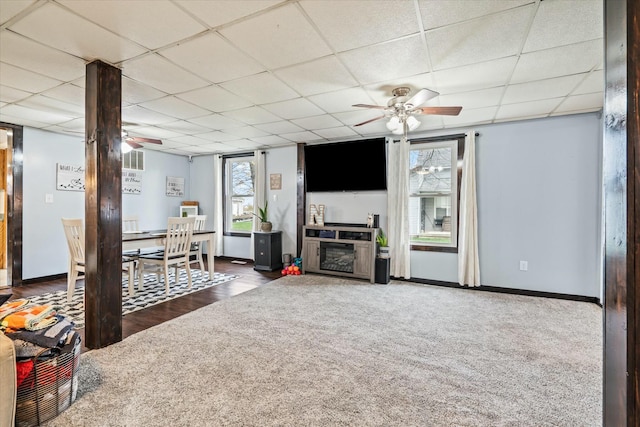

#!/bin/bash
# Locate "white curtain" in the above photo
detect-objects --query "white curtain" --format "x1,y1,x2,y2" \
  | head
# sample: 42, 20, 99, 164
387, 137, 411, 278
458, 131, 480, 287
213, 155, 224, 256
250, 150, 266, 260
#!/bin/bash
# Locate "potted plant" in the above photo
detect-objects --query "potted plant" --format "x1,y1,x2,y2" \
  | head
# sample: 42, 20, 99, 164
377, 228, 390, 258
253, 201, 272, 232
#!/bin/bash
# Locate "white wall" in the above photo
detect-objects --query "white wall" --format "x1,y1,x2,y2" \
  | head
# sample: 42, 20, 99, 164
22, 127, 191, 279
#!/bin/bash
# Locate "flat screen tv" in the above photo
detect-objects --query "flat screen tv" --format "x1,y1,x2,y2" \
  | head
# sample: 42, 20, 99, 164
304, 137, 387, 192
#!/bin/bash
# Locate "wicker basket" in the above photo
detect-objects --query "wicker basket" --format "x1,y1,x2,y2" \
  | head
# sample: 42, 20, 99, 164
15, 336, 81, 427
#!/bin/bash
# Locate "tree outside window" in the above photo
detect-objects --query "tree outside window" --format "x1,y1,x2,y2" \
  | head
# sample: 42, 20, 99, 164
224, 155, 255, 235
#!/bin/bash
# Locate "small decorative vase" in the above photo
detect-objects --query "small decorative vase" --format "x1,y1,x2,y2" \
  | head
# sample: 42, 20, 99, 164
261, 221, 273, 232
379, 246, 390, 258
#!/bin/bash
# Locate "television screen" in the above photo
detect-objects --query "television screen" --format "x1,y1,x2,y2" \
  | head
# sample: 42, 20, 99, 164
304, 138, 387, 192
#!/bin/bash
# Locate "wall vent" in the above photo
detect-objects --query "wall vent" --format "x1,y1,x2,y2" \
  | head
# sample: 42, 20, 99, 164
122, 150, 144, 170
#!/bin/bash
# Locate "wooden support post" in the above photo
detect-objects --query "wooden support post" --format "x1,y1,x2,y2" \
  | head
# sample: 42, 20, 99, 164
603, 0, 640, 424
84, 60, 123, 349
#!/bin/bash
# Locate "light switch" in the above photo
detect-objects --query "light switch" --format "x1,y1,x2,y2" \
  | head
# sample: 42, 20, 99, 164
45, 193, 54, 203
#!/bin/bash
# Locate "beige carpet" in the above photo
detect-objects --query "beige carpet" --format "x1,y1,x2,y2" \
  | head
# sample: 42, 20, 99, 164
41, 275, 602, 427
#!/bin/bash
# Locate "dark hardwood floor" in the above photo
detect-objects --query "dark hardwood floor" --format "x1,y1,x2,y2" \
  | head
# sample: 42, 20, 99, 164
6, 257, 281, 353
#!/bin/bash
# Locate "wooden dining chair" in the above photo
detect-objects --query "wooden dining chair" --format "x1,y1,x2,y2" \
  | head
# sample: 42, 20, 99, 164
189, 215, 207, 273
136, 216, 196, 294
122, 215, 140, 232
61, 218, 135, 302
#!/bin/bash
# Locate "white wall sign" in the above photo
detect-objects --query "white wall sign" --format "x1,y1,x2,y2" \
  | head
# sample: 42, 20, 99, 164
56, 163, 85, 191
123, 170, 142, 194
166, 176, 184, 197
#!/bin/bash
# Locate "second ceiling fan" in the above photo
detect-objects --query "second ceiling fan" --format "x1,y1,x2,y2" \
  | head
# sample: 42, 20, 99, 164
352, 87, 462, 136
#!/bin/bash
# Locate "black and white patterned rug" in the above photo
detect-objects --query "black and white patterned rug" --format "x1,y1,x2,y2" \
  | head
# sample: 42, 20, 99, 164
22, 270, 239, 329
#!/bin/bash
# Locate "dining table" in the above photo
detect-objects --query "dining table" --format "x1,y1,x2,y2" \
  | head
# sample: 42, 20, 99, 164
122, 229, 216, 295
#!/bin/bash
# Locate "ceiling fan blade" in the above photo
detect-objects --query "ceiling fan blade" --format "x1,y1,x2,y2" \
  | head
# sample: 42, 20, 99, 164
127, 136, 163, 145
126, 140, 144, 149
415, 106, 463, 116
354, 115, 386, 127
352, 103, 388, 110
405, 88, 440, 108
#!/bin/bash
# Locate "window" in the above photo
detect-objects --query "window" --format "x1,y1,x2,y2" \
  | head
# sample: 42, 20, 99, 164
409, 136, 464, 252
223, 154, 255, 235
122, 150, 144, 170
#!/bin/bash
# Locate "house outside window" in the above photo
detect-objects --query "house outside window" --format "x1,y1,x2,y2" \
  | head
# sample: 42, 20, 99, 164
409, 136, 464, 252
223, 154, 255, 235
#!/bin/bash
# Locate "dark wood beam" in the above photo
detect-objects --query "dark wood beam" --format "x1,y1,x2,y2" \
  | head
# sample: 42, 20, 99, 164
603, 0, 640, 425
0, 122, 23, 287
84, 60, 123, 349
296, 143, 305, 257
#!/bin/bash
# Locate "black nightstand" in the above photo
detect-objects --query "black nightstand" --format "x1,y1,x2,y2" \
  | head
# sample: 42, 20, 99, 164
253, 231, 283, 272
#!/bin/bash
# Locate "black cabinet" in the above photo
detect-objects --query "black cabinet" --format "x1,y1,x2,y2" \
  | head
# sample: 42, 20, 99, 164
254, 231, 283, 272
375, 257, 390, 284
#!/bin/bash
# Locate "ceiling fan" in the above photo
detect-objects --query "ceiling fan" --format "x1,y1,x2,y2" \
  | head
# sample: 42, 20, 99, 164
352, 87, 463, 137
121, 130, 162, 153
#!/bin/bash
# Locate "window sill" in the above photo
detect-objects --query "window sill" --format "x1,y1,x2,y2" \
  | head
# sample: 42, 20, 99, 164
411, 245, 458, 253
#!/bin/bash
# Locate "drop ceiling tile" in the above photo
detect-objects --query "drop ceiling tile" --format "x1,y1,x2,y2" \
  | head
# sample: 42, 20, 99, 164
0, 62, 62, 92
0, 85, 32, 103
427, 5, 533, 71
122, 105, 177, 126
339, 35, 430, 85
301, 0, 419, 52
523, 0, 603, 53
313, 126, 358, 139
175, 0, 280, 28
41, 83, 84, 107
249, 135, 291, 145
196, 142, 239, 153
53, 117, 85, 133
442, 106, 498, 126
18, 94, 83, 116
510, 40, 602, 84
502, 74, 585, 104
177, 85, 253, 112
438, 87, 504, 110
433, 56, 518, 94
495, 98, 563, 121
155, 139, 190, 149
332, 110, 384, 128
220, 3, 332, 69
140, 96, 210, 120
280, 130, 325, 143
274, 56, 358, 96
224, 139, 263, 150
188, 113, 243, 130
161, 120, 211, 135
292, 114, 343, 130
262, 98, 324, 120
0, 31, 86, 81
196, 130, 241, 143
418, 0, 530, 30
8, 2, 146, 63
220, 73, 298, 105
160, 33, 265, 83
255, 121, 304, 134
554, 92, 603, 114
122, 77, 168, 105
122, 54, 209, 95
223, 126, 270, 138
0, 104, 75, 124
169, 135, 211, 146
123, 125, 182, 139
58, 0, 206, 50
309, 87, 373, 114
572, 70, 604, 95
221, 106, 281, 125
0, 0, 35, 25
0, 112, 50, 129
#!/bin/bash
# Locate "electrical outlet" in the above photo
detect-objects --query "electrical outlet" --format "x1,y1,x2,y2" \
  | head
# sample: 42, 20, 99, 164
45, 194, 54, 204
519, 260, 528, 271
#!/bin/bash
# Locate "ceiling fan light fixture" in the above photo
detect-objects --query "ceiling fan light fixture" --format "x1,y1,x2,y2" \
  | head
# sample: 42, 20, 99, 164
121, 141, 133, 154
406, 115, 420, 131
386, 116, 400, 131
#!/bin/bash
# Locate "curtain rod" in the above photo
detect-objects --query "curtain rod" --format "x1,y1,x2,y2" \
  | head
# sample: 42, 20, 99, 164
391, 132, 479, 143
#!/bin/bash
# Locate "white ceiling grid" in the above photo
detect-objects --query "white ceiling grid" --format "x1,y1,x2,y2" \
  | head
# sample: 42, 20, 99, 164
0, 0, 604, 156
